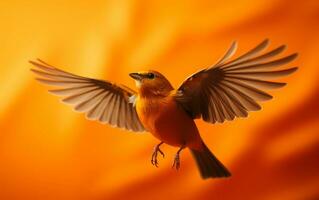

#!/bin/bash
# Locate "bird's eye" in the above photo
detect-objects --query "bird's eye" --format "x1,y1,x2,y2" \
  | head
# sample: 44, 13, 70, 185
147, 73, 155, 79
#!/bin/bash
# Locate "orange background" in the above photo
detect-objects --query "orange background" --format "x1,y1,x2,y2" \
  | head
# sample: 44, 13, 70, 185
1, 1, 319, 200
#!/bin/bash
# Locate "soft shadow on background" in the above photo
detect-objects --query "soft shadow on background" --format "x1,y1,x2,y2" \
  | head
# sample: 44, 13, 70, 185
0, 1, 318, 200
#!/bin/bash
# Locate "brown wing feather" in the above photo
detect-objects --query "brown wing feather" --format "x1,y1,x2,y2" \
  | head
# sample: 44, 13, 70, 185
30, 59, 145, 132
175, 40, 298, 124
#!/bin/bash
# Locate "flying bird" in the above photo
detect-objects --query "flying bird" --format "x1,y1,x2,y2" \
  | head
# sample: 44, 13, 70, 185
30, 39, 298, 179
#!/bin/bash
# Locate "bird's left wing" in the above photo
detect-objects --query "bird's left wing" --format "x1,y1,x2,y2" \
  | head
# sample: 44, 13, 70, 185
174, 39, 298, 123
30, 59, 145, 132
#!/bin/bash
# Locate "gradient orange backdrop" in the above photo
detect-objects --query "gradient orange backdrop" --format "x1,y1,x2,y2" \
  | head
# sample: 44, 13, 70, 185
1, 1, 319, 200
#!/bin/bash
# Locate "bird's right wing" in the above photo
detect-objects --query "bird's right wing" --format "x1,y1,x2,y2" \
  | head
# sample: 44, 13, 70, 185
174, 39, 298, 123
30, 59, 145, 132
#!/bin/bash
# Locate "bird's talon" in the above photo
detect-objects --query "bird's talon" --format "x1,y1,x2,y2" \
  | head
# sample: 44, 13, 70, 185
172, 155, 180, 170
151, 142, 165, 167
159, 149, 165, 157
172, 145, 185, 170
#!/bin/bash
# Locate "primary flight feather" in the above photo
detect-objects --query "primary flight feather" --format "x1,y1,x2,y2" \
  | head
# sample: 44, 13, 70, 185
30, 39, 297, 179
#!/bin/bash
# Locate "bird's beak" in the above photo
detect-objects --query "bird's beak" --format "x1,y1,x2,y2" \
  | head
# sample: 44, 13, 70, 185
129, 73, 143, 81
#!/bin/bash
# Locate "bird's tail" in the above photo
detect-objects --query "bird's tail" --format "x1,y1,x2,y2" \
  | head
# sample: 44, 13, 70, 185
190, 143, 231, 179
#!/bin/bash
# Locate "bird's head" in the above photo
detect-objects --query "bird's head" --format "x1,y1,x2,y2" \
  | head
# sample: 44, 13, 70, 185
129, 70, 174, 97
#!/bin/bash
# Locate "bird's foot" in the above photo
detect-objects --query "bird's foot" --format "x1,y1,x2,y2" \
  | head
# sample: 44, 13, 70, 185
172, 145, 185, 170
151, 142, 164, 167
172, 154, 181, 170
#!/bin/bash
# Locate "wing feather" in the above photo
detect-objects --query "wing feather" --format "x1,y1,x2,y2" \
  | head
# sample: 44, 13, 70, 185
217, 85, 248, 117
30, 60, 145, 132
35, 78, 89, 87
48, 85, 97, 96
225, 67, 298, 79
100, 94, 115, 124
209, 88, 226, 122
213, 87, 236, 118
86, 92, 110, 120
218, 39, 269, 67
110, 95, 121, 125
212, 87, 235, 120
224, 76, 286, 89
224, 53, 298, 72
220, 81, 261, 111
222, 79, 273, 101
175, 40, 297, 123
221, 45, 287, 70
213, 41, 238, 66
62, 88, 103, 104
74, 90, 107, 112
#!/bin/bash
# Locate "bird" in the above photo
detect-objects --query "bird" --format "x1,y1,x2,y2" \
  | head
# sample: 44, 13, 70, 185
30, 39, 298, 179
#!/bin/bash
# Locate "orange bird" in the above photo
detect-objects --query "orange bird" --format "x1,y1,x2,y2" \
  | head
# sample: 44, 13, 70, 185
30, 39, 297, 179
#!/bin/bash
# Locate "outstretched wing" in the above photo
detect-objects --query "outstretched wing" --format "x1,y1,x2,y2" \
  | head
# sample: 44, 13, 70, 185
30, 59, 145, 132
174, 39, 298, 123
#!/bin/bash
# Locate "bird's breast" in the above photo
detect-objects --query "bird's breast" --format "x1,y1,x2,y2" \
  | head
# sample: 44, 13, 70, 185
135, 96, 170, 132
135, 95, 202, 149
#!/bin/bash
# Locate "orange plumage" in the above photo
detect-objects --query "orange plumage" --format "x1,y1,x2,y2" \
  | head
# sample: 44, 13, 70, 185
136, 92, 203, 150
30, 39, 297, 179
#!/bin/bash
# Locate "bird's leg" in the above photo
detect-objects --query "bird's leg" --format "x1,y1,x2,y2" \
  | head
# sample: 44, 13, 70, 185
172, 145, 186, 170
151, 142, 165, 167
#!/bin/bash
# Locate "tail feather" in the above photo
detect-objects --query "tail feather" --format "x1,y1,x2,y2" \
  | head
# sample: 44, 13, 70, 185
191, 143, 231, 179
